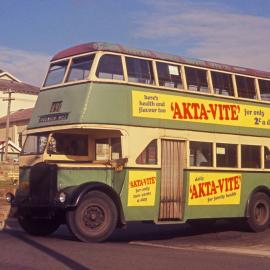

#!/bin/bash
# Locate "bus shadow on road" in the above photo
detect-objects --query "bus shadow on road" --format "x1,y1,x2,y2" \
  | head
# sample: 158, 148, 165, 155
108, 219, 246, 242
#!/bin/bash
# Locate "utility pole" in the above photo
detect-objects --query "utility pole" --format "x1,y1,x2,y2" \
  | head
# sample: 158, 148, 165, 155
2, 89, 15, 162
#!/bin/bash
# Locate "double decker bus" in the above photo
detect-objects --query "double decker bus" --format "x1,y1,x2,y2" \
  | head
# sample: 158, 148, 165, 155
12, 42, 270, 242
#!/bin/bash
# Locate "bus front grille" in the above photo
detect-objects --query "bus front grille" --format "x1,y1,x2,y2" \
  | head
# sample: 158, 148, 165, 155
29, 163, 57, 205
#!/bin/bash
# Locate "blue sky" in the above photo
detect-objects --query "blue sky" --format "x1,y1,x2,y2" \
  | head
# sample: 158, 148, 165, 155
1, 0, 270, 85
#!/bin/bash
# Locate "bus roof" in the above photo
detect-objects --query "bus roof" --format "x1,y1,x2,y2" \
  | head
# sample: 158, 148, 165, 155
51, 42, 270, 79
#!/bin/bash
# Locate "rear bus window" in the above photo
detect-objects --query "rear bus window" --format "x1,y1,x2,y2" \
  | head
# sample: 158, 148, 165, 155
96, 54, 124, 80
185, 67, 209, 93
126, 57, 154, 85
66, 55, 94, 82
189, 142, 212, 167
236, 76, 257, 99
44, 61, 69, 86
211, 71, 234, 96
156, 62, 183, 89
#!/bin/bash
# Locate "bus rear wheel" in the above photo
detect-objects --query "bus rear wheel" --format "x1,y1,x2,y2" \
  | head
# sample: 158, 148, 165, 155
246, 192, 270, 232
18, 215, 60, 236
66, 191, 118, 242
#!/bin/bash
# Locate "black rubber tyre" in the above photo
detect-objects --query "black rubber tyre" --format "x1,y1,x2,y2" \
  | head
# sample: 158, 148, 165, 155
18, 215, 60, 236
66, 191, 118, 242
246, 192, 270, 232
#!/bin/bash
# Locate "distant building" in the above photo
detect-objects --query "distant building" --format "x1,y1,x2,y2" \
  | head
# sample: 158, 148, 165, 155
0, 70, 38, 160
0, 107, 33, 146
0, 70, 39, 117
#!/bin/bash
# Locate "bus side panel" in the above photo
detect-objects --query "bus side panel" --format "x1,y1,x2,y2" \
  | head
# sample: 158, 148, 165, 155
183, 170, 270, 220
120, 169, 161, 222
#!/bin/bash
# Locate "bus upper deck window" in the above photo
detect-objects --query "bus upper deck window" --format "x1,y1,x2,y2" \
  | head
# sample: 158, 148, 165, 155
96, 54, 124, 80
259, 79, 270, 101
44, 61, 69, 87
126, 57, 154, 85
156, 62, 183, 89
236, 76, 257, 99
212, 71, 234, 96
66, 55, 94, 82
185, 67, 209, 93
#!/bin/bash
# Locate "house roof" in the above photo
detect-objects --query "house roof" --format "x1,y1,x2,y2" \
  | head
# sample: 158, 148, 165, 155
0, 79, 39, 95
0, 140, 21, 152
51, 42, 270, 79
0, 108, 33, 125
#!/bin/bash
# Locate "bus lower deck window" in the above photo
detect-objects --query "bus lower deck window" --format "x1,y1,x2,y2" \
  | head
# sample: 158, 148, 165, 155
136, 140, 157, 164
216, 143, 237, 167
241, 145, 261, 168
95, 138, 122, 160
190, 141, 212, 167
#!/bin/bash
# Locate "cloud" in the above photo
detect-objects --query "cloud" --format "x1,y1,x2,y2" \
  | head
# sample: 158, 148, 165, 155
133, 0, 270, 71
0, 47, 51, 87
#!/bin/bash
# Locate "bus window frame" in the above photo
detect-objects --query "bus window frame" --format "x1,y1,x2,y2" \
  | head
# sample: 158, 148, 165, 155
40, 50, 270, 107
41, 52, 97, 90
93, 52, 126, 83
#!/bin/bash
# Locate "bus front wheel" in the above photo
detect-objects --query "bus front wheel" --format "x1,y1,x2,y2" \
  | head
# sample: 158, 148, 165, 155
246, 192, 270, 232
66, 191, 118, 242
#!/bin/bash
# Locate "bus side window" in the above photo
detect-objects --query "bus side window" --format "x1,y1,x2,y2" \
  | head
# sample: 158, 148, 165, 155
216, 143, 237, 168
156, 62, 183, 89
259, 79, 270, 101
96, 54, 124, 80
111, 138, 122, 160
190, 141, 212, 167
211, 71, 234, 96
136, 140, 157, 164
241, 145, 261, 168
236, 76, 257, 99
264, 147, 270, 169
126, 57, 154, 85
95, 139, 110, 160
185, 67, 209, 93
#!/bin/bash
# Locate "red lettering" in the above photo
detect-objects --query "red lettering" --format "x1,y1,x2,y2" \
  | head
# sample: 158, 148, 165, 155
182, 103, 193, 119
199, 104, 209, 120
171, 102, 183, 119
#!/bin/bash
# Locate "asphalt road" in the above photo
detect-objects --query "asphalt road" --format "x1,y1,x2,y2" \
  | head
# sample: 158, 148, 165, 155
0, 219, 270, 270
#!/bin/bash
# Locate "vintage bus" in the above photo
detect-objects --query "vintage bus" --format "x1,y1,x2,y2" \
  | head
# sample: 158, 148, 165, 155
11, 42, 270, 242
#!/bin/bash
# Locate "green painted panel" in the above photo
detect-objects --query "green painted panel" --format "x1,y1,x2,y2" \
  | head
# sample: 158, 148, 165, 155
28, 82, 270, 137
183, 170, 270, 220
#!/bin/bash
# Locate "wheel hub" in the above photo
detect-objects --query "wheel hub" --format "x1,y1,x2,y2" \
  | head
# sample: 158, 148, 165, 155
83, 206, 105, 229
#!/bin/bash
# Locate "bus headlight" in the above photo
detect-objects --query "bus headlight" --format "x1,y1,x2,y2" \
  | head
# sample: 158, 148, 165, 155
58, 192, 66, 203
6, 193, 14, 203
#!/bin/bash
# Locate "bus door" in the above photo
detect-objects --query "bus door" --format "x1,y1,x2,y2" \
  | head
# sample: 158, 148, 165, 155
159, 139, 185, 221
